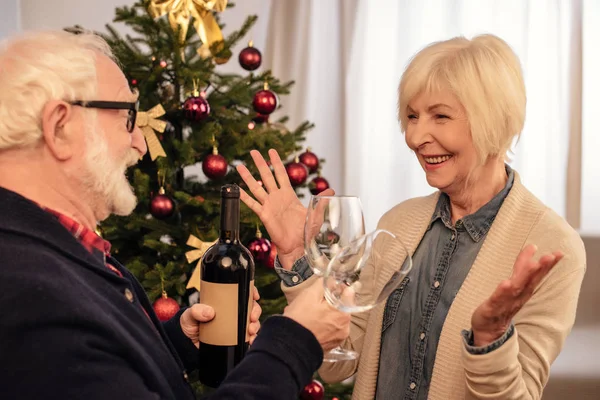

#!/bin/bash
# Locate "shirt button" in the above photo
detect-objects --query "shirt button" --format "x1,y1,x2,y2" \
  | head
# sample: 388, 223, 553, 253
291, 276, 299, 283
124, 288, 134, 303
434, 281, 440, 288
410, 382, 416, 390
420, 332, 425, 340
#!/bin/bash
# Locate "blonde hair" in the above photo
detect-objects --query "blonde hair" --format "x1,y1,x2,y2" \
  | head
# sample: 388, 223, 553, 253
398, 34, 526, 162
0, 30, 116, 150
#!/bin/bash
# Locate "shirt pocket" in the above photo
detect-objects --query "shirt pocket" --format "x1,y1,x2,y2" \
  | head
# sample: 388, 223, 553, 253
381, 276, 410, 333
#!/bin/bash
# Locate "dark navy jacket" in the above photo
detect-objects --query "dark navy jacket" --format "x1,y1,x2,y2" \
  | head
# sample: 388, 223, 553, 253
0, 187, 322, 399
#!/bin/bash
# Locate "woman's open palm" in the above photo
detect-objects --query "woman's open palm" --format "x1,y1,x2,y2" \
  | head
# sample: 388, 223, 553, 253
236, 149, 333, 266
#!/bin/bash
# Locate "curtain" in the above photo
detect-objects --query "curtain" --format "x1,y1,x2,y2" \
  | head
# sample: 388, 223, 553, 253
266, 0, 592, 233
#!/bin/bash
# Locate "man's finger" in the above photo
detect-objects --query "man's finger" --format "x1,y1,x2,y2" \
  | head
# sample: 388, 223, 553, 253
189, 304, 215, 322
309, 277, 325, 300
253, 285, 260, 301
248, 321, 260, 336
250, 301, 262, 322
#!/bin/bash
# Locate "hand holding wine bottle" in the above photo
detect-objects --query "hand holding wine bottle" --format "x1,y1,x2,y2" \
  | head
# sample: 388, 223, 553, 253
179, 285, 262, 348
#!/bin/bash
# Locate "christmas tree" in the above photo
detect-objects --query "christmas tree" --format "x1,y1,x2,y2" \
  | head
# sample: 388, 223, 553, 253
67, 0, 351, 398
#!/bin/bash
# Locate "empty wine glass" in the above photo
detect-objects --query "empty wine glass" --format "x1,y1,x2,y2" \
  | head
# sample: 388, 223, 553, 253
322, 229, 413, 362
304, 195, 365, 275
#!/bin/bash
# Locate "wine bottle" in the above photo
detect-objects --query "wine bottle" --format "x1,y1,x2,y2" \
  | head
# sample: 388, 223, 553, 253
197, 184, 255, 388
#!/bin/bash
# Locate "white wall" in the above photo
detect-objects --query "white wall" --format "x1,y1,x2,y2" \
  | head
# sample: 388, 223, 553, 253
0, 0, 20, 39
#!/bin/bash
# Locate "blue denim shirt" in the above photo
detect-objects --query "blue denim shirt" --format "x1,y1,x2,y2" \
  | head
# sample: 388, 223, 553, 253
375, 166, 514, 399
275, 166, 515, 399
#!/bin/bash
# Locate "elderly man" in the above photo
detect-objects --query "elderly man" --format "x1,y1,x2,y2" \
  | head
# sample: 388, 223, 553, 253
0, 30, 350, 400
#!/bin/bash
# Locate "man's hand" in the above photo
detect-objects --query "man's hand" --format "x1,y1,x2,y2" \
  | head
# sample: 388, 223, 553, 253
283, 278, 351, 352
180, 286, 263, 347
470, 244, 564, 347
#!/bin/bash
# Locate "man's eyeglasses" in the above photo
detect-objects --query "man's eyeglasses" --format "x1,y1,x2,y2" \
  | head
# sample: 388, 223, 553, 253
70, 100, 139, 133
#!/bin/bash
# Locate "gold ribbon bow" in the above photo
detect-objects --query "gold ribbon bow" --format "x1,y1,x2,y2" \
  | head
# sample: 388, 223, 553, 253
137, 104, 167, 161
148, 0, 229, 62
185, 234, 217, 291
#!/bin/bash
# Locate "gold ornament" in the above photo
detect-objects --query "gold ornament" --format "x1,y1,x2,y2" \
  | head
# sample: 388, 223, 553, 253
137, 104, 167, 161
148, 0, 229, 62
185, 234, 217, 291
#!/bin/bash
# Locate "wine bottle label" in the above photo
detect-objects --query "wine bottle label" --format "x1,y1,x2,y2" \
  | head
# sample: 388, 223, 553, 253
198, 280, 255, 346
245, 280, 255, 342
199, 281, 239, 346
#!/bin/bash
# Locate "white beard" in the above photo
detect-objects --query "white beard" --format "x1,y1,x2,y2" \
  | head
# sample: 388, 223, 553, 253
81, 129, 140, 219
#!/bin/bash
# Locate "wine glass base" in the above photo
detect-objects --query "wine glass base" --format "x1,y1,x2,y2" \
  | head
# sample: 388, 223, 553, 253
322, 347, 358, 363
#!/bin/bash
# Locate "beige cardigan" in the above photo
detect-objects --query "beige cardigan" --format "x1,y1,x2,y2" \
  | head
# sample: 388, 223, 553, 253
283, 175, 586, 399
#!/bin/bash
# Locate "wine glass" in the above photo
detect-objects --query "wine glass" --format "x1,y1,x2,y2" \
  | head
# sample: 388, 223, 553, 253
304, 195, 365, 275
322, 229, 413, 362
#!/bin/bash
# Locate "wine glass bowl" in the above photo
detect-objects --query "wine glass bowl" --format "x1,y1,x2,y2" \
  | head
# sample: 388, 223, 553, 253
321, 229, 413, 361
304, 195, 365, 275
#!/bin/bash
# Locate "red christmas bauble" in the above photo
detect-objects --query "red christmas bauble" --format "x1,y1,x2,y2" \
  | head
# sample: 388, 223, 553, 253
153, 294, 180, 322
253, 113, 269, 124
150, 191, 175, 219
239, 44, 262, 71
300, 379, 324, 400
247, 236, 271, 265
285, 161, 308, 187
202, 152, 228, 180
252, 89, 278, 115
266, 243, 277, 269
309, 176, 330, 195
183, 95, 210, 122
299, 149, 320, 173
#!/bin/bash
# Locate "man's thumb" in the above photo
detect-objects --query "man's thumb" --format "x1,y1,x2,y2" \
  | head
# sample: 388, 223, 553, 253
191, 304, 215, 322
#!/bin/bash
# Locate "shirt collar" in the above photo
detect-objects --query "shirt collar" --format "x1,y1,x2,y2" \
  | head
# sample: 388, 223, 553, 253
39, 206, 111, 263
429, 165, 515, 242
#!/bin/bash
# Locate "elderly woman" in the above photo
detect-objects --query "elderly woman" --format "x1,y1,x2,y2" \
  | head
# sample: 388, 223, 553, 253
236, 34, 586, 400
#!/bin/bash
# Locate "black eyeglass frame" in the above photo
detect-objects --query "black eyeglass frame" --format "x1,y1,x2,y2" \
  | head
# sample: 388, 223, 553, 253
70, 100, 139, 133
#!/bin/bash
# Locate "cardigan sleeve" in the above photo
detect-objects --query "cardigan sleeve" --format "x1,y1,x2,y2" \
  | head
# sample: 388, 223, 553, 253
462, 211, 586, 400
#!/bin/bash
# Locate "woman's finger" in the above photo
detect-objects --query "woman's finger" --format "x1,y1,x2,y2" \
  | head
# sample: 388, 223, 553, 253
251, 150, 279, 194
269, 149, 292, 189
239, 187, 263, 216
236, 163, 268, 203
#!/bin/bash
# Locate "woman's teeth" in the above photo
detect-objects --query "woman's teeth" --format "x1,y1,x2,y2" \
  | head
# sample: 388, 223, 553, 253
424, 155, 452, 164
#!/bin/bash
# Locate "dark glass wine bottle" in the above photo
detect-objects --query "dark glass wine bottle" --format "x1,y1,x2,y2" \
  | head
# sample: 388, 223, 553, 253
197, 184, 255, 388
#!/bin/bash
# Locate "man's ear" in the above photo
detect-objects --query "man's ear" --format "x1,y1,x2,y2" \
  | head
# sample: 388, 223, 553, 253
41, 100, 75, 161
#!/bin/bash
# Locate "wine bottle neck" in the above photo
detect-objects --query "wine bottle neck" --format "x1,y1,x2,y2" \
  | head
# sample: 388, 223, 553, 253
220, 197, 240, 242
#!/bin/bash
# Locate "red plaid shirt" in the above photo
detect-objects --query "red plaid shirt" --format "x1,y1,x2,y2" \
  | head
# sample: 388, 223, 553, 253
41, 207, 124, 277
40, 206, 160, 326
